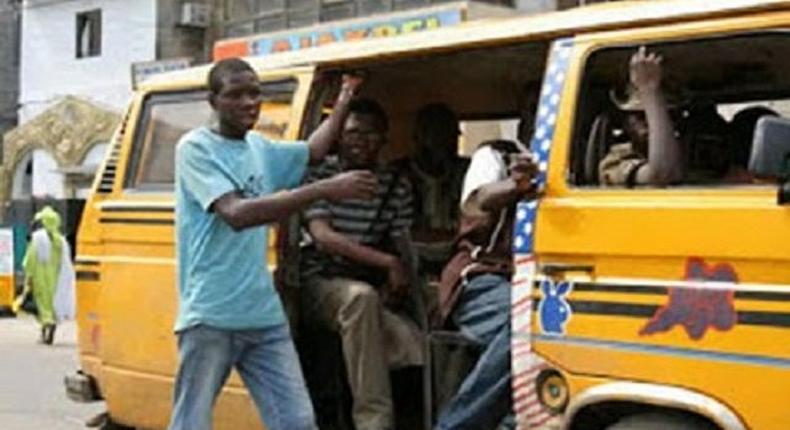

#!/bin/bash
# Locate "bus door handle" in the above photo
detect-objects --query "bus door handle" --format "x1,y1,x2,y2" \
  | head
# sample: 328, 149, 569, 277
540, 263, 594, 277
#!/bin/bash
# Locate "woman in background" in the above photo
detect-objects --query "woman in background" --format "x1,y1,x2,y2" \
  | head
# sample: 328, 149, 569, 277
18, 206, 75, 345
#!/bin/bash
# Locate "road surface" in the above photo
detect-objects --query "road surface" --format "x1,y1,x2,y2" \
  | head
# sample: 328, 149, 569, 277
0, 314, 105, 430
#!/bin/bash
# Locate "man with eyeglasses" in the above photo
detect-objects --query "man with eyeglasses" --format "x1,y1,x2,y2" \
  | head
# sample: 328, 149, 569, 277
300, 98, 424, 430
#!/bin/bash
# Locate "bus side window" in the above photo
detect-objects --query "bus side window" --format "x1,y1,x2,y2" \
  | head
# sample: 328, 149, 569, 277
125, 79, 298, 192
570, 32, 790, 188
127, 92, 211, 191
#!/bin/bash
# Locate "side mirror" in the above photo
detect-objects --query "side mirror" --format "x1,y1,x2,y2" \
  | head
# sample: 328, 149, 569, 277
750, 116, 790, 204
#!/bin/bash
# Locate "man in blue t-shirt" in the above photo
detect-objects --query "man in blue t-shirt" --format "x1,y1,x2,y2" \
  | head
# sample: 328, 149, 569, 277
169, 58, 377, 430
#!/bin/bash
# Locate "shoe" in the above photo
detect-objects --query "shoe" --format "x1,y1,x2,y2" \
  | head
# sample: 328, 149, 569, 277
43, 324, 56, 345
85, 412, 108, 428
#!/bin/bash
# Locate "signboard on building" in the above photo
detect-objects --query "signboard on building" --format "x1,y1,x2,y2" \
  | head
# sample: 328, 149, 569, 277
131, 57, 192, 89
214, 6, 466, 60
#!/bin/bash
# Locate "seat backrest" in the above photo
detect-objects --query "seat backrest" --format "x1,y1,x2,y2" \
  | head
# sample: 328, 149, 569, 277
583, 112, 613, 185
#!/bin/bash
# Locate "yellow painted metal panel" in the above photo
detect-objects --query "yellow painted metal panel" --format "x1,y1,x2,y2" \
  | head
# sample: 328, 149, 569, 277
102, 365, 265, 430
534, 9, 790, 429
0, 276, 13, 309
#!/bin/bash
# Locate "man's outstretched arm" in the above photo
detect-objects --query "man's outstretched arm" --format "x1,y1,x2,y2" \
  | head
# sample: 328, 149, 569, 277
213, 170, 377, 231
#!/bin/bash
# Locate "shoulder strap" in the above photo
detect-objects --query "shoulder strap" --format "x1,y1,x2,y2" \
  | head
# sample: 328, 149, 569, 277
365, 167, 402, 237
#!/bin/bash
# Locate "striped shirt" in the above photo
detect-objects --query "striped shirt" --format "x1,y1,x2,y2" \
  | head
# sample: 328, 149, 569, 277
301, 156, 413, 282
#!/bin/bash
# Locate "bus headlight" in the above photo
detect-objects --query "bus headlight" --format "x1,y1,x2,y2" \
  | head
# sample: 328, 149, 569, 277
537, 370, 569, 413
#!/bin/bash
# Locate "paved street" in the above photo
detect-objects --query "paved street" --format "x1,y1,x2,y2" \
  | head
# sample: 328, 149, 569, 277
0, 314, 105, 430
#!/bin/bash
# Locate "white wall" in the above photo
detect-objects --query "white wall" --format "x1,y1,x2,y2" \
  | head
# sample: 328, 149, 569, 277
32, 149, 64, 199
19, 0, 157, 122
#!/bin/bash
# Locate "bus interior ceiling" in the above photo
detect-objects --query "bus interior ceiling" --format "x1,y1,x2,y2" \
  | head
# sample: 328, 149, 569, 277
318, 41, 550, 159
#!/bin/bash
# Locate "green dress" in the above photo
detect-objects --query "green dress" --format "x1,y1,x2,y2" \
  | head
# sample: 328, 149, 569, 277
23, 208, 64, 326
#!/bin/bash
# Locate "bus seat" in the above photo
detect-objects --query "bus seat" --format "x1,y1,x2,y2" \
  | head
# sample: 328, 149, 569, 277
583, 112, 613, 185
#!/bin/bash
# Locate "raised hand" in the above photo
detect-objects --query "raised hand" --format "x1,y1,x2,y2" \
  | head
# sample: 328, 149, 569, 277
630, 46, 663, 93
509, 152, 539, 194
337, 73, 364, 104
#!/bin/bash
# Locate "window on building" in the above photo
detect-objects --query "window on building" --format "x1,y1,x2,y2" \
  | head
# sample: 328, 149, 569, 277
76, 9, 101, 58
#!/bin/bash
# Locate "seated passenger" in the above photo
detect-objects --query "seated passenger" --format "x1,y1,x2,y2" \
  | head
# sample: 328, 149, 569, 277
300, 98, 423, 430
435, 136, 538, 430
517, 82, 542, 146
599, 46, 683, 187
723, 106, 778, 183
402, 103, 469, 275
680, 104, 730, 183
433, 83, 542, 429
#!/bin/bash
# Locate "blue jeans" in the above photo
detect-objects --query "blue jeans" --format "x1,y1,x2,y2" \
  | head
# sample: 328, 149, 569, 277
167, 324, 316, 430
436, 274, 514, 430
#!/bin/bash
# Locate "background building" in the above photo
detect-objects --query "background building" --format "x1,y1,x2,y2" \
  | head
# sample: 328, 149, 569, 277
218, 0, 614, 38
0, 0, 219, 263
220, 0, 508, 37
0, 0, 21, 161
18, 0, 157, 123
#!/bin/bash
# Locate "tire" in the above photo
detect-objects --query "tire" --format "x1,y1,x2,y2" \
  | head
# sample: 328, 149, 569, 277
99, 416, 135, 430
607, 412, 718, 430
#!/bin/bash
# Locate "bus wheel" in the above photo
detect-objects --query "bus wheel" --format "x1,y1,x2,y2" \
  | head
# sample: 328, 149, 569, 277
607, 412, 718, 430
96, 414, 135, 430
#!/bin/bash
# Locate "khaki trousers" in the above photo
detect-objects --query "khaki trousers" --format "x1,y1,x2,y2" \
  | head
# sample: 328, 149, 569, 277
304, 277, 424, 430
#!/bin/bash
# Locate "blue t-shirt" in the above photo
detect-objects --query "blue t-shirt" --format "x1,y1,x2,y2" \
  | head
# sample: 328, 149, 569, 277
174, 126, 309, 331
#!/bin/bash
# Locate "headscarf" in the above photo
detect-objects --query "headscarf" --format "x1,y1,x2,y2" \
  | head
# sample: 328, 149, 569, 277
32, 206, 62, 264
35, 206, 62, 237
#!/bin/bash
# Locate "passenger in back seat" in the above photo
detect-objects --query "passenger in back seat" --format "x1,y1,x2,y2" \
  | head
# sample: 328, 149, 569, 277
401, 103, 469, 277
723, 106, 779, 183
435, 138, 538, 430
599, 46, 683, 187
433, 85, 541, 429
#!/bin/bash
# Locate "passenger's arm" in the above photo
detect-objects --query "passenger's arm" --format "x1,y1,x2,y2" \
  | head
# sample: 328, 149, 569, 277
212, 171, 377, 231
631, 47, 683, 186
473, 180, 522, 213
307, 218, 402, 272
469, 153, 538, 214
306, 75, 362, 164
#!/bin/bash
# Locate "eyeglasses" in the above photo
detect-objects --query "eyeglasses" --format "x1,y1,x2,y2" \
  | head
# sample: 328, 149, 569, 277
343, 130, 385, 144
